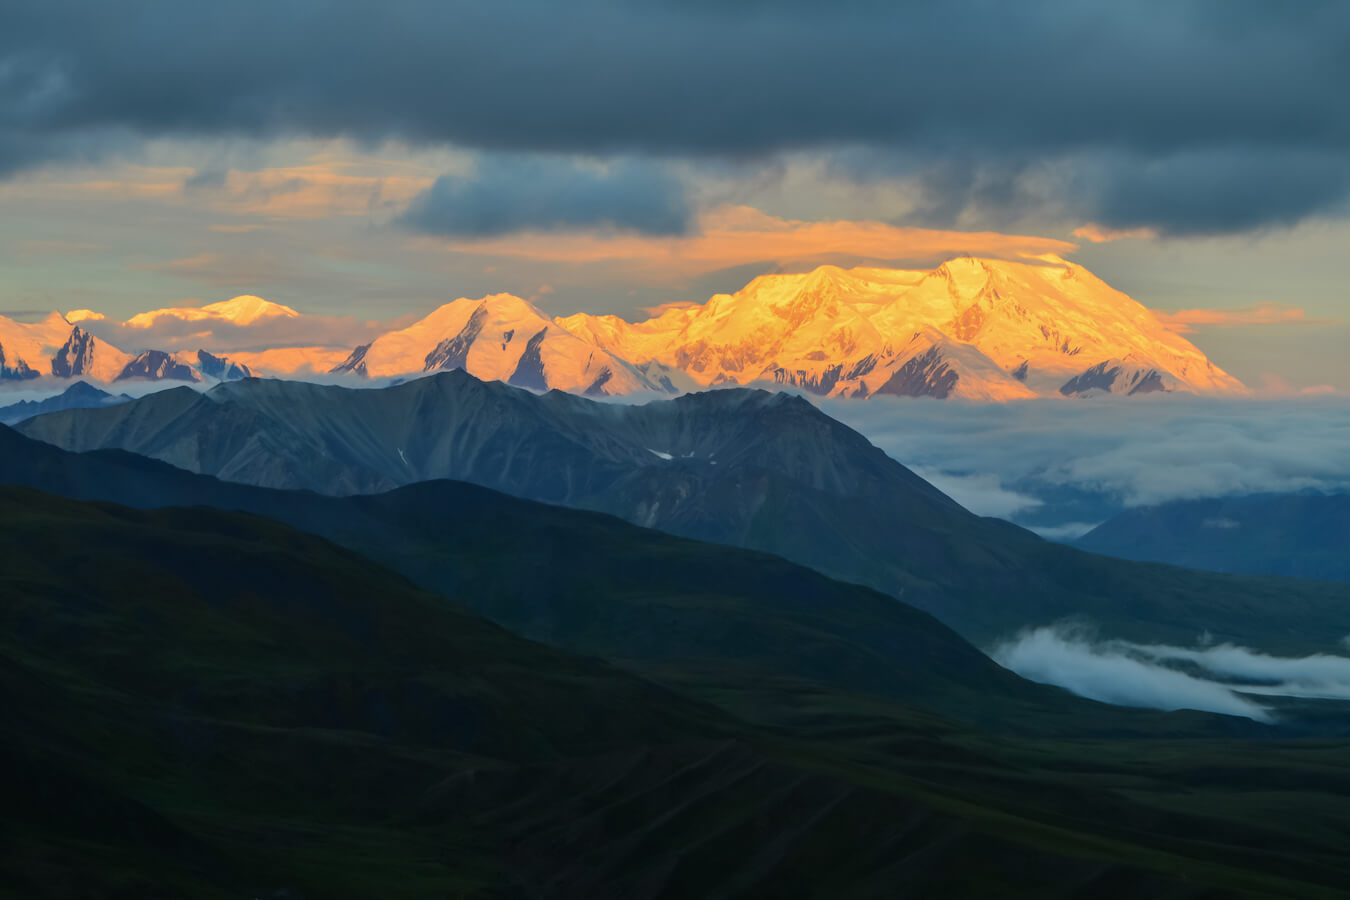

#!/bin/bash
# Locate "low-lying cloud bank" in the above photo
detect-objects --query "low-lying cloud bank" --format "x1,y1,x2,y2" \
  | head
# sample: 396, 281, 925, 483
991, 625, 1350, 722
821, 395, 1350, 527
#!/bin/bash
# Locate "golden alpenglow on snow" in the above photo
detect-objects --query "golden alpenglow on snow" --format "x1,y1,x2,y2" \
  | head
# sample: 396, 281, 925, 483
6, 3, 1350, 896
559, 256, 1245, 400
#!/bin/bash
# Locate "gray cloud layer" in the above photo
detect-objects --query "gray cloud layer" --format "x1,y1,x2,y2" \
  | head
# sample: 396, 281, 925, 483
3, 1, 1350, 234
399, 158, 691, 236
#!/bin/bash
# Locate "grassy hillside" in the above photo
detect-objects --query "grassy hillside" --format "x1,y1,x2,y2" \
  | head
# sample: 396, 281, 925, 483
5, 488, 1350, 897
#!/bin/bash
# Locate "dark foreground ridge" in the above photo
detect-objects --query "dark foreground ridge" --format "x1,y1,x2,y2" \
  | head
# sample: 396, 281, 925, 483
4, 484, 1350, 898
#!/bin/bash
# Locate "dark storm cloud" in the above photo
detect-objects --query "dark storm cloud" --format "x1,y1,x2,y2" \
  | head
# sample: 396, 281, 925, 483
1092, 150, 1350, 235
398, 158, 691, 236
3, 0, 1349, 232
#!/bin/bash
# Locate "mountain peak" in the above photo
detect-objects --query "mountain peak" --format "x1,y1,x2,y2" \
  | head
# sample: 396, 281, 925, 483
800, 263, 849, 288
201, 295, 300, 324
560, 258, 1243, 401
126, 295, 300, 329
329, 292, 665, 395
933, 257, 992, 296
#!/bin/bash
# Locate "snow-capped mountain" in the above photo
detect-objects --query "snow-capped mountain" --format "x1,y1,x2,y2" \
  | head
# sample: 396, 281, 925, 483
0, 313, 132, 382
330, 293, 669, 395
1058, 356, 1175, 397
114, 349, 253, 383
125, 294, 300, 329
11, 257, 1244, 402
0, 311, 252, 385
559, 256, 1245, 400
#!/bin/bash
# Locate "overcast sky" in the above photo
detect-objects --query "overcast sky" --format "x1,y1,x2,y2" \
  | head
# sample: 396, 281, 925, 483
2, 1, 1348, 387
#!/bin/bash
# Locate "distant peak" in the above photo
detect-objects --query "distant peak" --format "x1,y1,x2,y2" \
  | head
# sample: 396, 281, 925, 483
804, 263, 846, 281
479, 292, 544, 314
420, 292, 543, 321
201, 295, 301, 323
125, 295, 300, 329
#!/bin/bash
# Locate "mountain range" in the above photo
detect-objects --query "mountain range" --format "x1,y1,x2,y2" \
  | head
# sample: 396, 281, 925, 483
9, 256, 1243, 401
0, 307, 254, 384
0, 421, 1199, 737
17, 370, 1345, 662
1077, 492, 1350, 582
0, 381, 130, 426
559, 256, 1242, 399
9, 372, 1350, 895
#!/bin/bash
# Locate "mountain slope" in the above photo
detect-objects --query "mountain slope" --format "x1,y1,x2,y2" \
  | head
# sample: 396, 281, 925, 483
16, 372, 1350, 661
0, 312, 131, 381
0, 309, 256, 385
1077, 492, 1350, 581
0, 380, 130, 425
559, 257, 1244, 399
331, 292, 668, 395
12, 487, 1350, 898
0, 422, 1140, 736
0, 486, 729, 898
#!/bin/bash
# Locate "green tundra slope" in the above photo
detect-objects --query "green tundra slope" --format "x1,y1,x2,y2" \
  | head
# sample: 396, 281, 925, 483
5, 487, 1350, 898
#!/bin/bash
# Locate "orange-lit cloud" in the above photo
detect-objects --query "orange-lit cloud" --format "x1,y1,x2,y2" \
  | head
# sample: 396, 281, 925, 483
2, 160, 432, 221
226, 346, 356, 375
1072, 223, 1158, 243
425, 205, 1078, 276
1155, 302, 1338, 334
1257, 374, 1340, 396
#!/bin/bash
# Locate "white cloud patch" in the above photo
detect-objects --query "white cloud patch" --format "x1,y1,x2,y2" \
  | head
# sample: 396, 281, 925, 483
819, 395, 1350, 522
907, 467, 1042, 519
1026, 522, 1102, 542
991, 625, 1350, 722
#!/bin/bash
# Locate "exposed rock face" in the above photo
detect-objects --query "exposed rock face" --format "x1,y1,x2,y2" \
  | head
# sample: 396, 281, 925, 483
115, 351, 201, 382
332, 343, 371, 376
423, 302, 489, 372
0, 343, 40, 381
51, 327, 98, 378
875, 347, 960, 399
194, 350, 252, 381
1060, 358, 1175, 397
